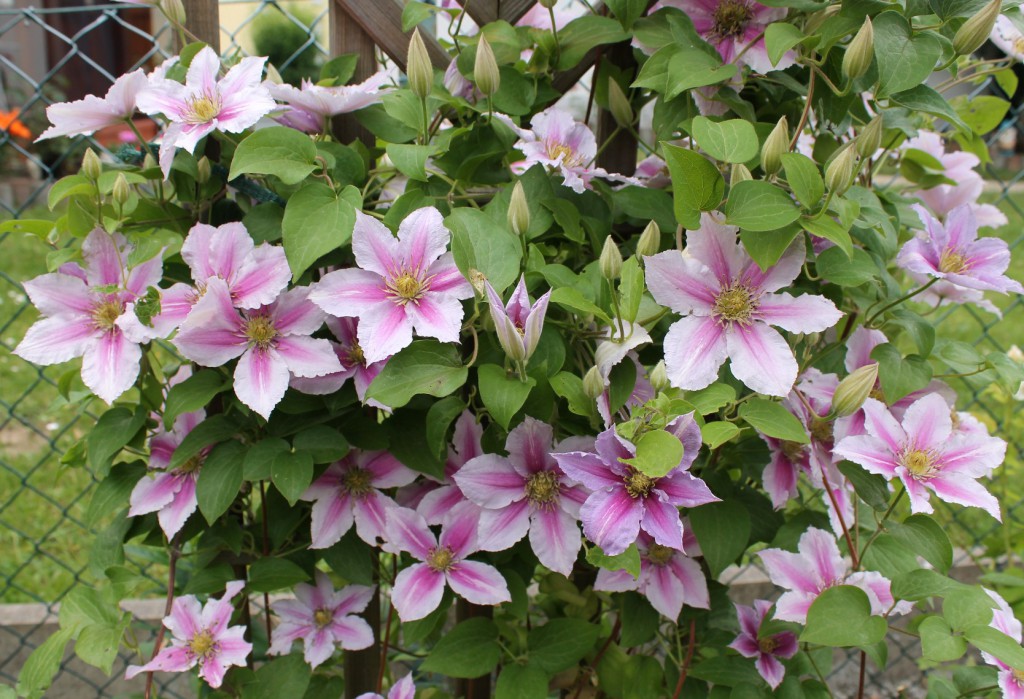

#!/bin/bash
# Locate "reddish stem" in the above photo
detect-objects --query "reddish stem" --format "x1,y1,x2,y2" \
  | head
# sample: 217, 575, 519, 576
670, 619, 697, 699
144, 540, 179, 699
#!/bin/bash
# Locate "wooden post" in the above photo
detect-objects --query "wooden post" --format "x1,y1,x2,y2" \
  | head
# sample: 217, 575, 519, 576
330, 0, 378, 146
595, 41, 639, 176
344, 559, 381, 699
179, 0, 219, 51
454, 599, 493, 699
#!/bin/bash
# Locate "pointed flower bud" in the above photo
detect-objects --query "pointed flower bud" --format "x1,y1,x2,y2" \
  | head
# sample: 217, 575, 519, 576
608, 79, 633, 128
486, 276, 551, 364
82, 148, 101, 181
636, 220, 660, 258
599, 236, 623, 280
407, 28, 434, 99
825, 143, 858, 195
539, 0, 557, 8
474, 35, 501, 97
843, 17, 874, 81
508, 181, 530, 237
954, 0, 1002, 56
161, 0, 186, 26
468, 268, 487, 297
761, 116, 789, 175
832, 363, 879, 417
196, 156, 211, 184
583, 366, 605, 400
856, 115, 884, 159
143, 153, 158, 171
731, 163, 753, 186
112, 173, 131, 205
650, 360, 669, 393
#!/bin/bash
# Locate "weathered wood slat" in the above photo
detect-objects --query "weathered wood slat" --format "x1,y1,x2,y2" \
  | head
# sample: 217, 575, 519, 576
464, 0, 537, 26
334, 0, 449, 70
330, 0, 378, 144
181, 0, 219, 51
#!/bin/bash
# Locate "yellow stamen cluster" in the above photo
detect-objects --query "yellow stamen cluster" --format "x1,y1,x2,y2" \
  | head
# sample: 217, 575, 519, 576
427, 546, 455, 573
900, 447, 938, 479
244, 315, 278, 350
525, 471, 560, 506
178, 454, 205, 474
386, 271, 427, 305
546, 143, 584, 168
345, 342, 366, 367
809, 419, 833, 444
757, 636, 779, 654
624, 468, 656, 499
313, 608, 333, 629
91, 300, 124, 330
646, 544, 675, 566
938, 247, 970, 274
185, 93, 221, 124
780, 440, 806, 462
341, 467, 373, 497
713, 285, 756, 324
712, 0, 754, 38
188, 630, 216, 658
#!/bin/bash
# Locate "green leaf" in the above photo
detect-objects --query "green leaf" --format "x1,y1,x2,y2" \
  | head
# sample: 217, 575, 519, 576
550, 286, 612, 324
662, 142, 725, 229
495, 663, 550, 699
16, 627, 74, 699
888, 515, 953, 574
686, 383, 737, 414
528, 618, 601, 673
816, 246, 877, 286
281, 182, 357, 281
59, 587, 120, 632
800, 586, 888, 647
386, 143, 437, 182
619, 592, 660, 646
781, 153, 824, 209
322, 531, 376, 585
891, 568, 964, 601
944, 586, 997, 632
691, 117, 760, 163
550, 371, 597, 418
920, 616, 967, 662
872, 12, 942, 98
248, 557, 310, 593
871, 344, 933, 404
701, 421, 740, 448
366, 340, 469, 409
85, 461, 146, 527
244, 654, 312, 699
244, 437, 288, 481
556, 15, 630, 69
740, 224, 801, 270
163, 369, 228, 428
726, 180, 800, 231
196, 440, 246, 524
320, 54, 359, 84
87, 407, 147, 476
229, 126, 318, 184
951, 94, 1010, 136
48, 174, 95, 210
739, 398, 809, 443
421, 618, 502, 678
801, 216, 853, 258
401, 0, 441, 31
889, 85, 970, 134
664, 48, 737, 97
425, 396, 467, 462
764, 22, 807, 66
624, 429, 684, 478
292, 426, 350, 464
478, 364, 535, 430
75, 622, 127, 674
271, 448, 315, 506
586, 543, 642, 578
168, 415, 238, 471
838, 461, 890, 511
964, 625, 1024, 670
447, 208, 521, 294
688, 500, 751, 577
619, 257, 645, 323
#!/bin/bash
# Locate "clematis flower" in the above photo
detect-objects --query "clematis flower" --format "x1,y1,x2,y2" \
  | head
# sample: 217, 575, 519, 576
172, 277, 342, 419
757, 527, 908, 623
454, 417, 588, 576
268, 571, 374, 668
596, 353, 654, 428
137, 46, 276, 177
156, 221, 290, 333
301, 450, 418, 549
634, 154, 670, 188
915, 277, 1003, 317
553, 414, 718, 556
125, 581, 252, 688
37, 69, 148, 140
898, 204, 1022, 295
981, 589, 1024, 698
129, 409, 206, 539
14, 228, 162, 404
595, 530, 709, 620
384, 505, 511, 621
485, 276, 551, 364
401, 410, 483, 524
833, 394, 1006, 519
992, 15, 1024, 61
266, 72, 392, 133
645, 213, 843, 397
310, 207, 474, 364
728, 600, 798, 690
356, 674, 416, 699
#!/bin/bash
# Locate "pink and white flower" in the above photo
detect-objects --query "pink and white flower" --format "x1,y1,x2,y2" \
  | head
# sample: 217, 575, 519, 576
454, 417, 588, 576
356, 674, 417, 699
645, 213, 843, 397
834, 393, 1006, 520
137, 46, 276, 177
981, 589, 1024, 699
728, 600, 798, 689
129, 409, 206, 539
310, 207, 474, 363
301, 450, 418, 549
125, 581, 252, 688
486, 276, 551, 364
992, 15, 1024, 61
553, 414, 718, 556
14, 229, 162, 404
268, 571, 374, 668
37, 69, 148, 140
385, 505, 511, 621
757, 527, 908, 623
402, 410, 483, 524
267, 72, 392, 133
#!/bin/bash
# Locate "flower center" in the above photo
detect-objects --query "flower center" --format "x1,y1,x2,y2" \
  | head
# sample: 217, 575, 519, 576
1013, 668, 1024, 684
91, 299, 124, 330
177, 454, 204, 475
188, 630, 217, 659
345, 342, 366, 367
780, 440, 806, 462
185, 93, 221, 124
313, 608, 333, 629
712, 0, 754, 38
341, 466, 373, 497
809, 419, 833, 444
757, 636, 779, 654
244, 315, 278, 350
868, 386, 885, 402
646, 544, 675, 566
938, 247, 970, 274
525, 471, 560, 506
900, 447, 937, 479
713, 285, 756, 324
547, 142, 584, 167
386, 271, 427, 305
624, 468, 656, 499
427, 546, 456, 573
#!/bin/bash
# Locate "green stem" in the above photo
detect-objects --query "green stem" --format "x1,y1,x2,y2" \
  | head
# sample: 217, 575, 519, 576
857, 486, 906, 566
865, 278, 938, 326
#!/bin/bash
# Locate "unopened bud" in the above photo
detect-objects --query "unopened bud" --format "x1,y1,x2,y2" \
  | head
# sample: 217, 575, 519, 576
953, 0, 1002, 56
196, 156, 211, 184
160, 0, 186, 26
508, 181, 530, 237
468, 268, 487, 297
599, 236, 623, 280
474, 34, 500, 97
608, 79, 633, 128
832, 363, 879, 417
407, 28, 434, 99
824, 144, 857, 195
843, 17, 874, 82
538, 0, 556, 8
761, 116, 789, 175
143, 153, 158, 171
265, 63, 283, 85
636, 220, 660, 258
856, 115, 884, 159
112, 173, 131, 205
583, 366, 605, 400
650, 360, 669, 393
82, 148, 102, 181
731, 162, 753, 186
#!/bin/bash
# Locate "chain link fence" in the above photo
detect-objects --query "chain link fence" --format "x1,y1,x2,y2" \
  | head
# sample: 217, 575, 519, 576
0, 2, 1021, 695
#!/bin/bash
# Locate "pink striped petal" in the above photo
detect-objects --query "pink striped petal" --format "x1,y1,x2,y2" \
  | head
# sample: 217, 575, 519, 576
477, 500, 531, 552
663, 316, 729, 391
82, 229, 123, 287
833, 435, 898, 477
446, 561, 511, 606
272, 287, 326, 335
397, 207, 449, 272
641, 497, 684, 550
799, 528, 846, 586
594, 566, 640, 593
404, 294, 464, 344
756, 292, 843, 333
124, 646, 194, 680
507, 417, 556, 475
643, 251, 718, 315
157, 475, 197, 539
772, 590, 816, 624
763, 451, 799, 509
23, 273, 92, 317
15, 316, 95, 365
668, 555, 709, 609
129, 472, 181, 516
173, 279, 246, 366
418, 485, 468, 525
529, 508, 581, 576
165, 596, 202, 639
358, 301, 413, 364
233, 348, 290, 419
364, 451, 418, 488
330, 615, 374, 651
82, 329, 141, 403
688, 214, 744, 284
553, 451, 619, 491
426, 254, 473, 297
645, 562, 685, 619
276, 335, 342, 378
182, 222, 245, 281
755, 654, 786, 690
310, 268, 391, 318
902, 393, 952, 451
391, 563, 445, 621
580, 486, 643, 556
455, 455, 526, 508
845, 327, 887, 373
332, 583, 375, 617
440, 503, 481, 558
385, 507, 435, 561
352, 210, 401, 277
232, 244, 290, 308
352, 490, 395, 544
303, 627, 335, 668
860, 399, 906, 453
757, 549, 819, 595
726, 322, 797, 397
929, 473, 1001, 520
309, 492, 354, 549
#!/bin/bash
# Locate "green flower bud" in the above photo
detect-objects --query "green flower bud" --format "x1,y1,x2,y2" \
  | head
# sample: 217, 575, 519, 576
583, 366, 605, 400
196, 156, 211, 185
761, 116, 789, 176
112, 173, 131, 205
953, 0, 1002, 56
842, 17, 874, 82
832, 363, 879, 417
731, 162, 753, 186
636, 220, 660, 258
856, 115, 884, 159
474, 34, 500, 97
161, 0, 186, 26
824, 143, 858, 195
649, 360, 669, 393
82, 148, 101, 181
599, 236, 623, 281
407, 28, 434, 99
538, 0, 557, 8
608, 79, 633, 128
468, 268, 487, 297
143, 153, 158, 171
508, 181, 530, 237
